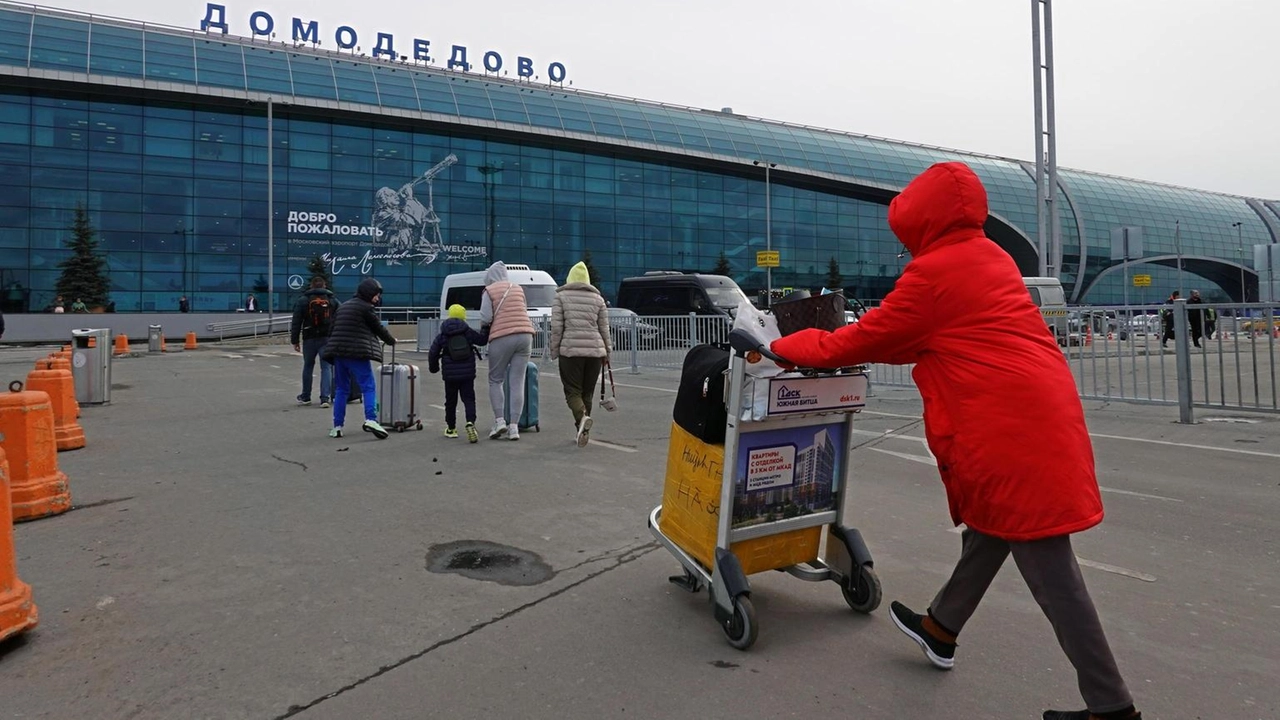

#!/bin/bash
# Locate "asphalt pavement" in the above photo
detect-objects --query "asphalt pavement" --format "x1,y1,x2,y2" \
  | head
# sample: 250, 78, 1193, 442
1, 342, 1277, 720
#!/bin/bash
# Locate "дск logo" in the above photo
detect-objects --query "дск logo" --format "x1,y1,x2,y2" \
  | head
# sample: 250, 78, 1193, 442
774, 385, 818, 408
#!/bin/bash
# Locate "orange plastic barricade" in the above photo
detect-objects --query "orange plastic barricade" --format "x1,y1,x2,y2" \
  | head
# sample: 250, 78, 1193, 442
26, 360, 86, 451
0, 446, 38, 642
43, 355, 80, 420
113, 334, 129, 356
0, 382, 71, 522
184, 332, 198, 350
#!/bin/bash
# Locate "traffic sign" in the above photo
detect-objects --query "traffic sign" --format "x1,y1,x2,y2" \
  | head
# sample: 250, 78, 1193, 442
756, 250, 780, 268
1133, 274, 1152, 287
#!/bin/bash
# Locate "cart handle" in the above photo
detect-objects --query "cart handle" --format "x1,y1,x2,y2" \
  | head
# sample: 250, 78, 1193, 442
729, 328, 792, 365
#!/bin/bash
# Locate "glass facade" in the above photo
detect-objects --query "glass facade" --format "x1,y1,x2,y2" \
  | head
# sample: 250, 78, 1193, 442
0, 3, 1275, 311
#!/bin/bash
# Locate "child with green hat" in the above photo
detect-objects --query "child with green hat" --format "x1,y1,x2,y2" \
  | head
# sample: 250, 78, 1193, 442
428, 304, 489, 442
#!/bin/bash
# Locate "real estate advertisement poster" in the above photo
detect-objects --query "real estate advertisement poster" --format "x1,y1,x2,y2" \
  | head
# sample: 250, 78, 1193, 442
732, 421, 845, 528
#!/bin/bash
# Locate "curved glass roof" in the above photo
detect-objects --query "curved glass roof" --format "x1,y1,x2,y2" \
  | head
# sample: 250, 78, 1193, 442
0, 1, 1275, 299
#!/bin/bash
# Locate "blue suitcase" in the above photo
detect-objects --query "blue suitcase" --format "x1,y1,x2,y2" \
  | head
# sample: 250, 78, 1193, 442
503, 361, 540, 432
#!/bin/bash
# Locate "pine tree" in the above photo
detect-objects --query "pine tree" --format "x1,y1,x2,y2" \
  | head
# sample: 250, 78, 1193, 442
713, 251, 732, 276
581, 249, 601, 288
55, 205, 111, 308
307, 255, 334, 289
825, 256, 843, 292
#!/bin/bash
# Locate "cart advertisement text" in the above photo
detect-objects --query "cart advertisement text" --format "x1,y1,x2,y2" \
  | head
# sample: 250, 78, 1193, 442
746, 445, 796, 491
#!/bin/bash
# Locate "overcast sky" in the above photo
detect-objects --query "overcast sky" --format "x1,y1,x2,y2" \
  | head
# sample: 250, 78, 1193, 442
54, 0, 1280, 199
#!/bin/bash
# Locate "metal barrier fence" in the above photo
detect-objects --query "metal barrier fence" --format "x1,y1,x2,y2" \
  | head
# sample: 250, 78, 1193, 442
866, 302, 1280, 420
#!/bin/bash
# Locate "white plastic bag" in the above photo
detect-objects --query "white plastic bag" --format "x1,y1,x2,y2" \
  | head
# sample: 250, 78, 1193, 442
731, 300, 785, 420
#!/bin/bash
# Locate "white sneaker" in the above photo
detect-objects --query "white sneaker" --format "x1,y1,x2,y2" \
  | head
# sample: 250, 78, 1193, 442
507, 423, 520, 441
489, 419, 507, 439
576, 416, 593, 448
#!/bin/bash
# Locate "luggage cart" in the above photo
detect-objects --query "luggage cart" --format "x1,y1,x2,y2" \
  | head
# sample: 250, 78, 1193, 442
648, 329, 881, 650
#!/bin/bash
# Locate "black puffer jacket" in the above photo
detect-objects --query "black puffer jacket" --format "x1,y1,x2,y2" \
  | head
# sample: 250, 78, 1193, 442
321, 278, 396, 363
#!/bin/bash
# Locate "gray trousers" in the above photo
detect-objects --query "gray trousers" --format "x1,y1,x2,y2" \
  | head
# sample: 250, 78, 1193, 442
487, 333, 533, 423
930, 529, 1133, 714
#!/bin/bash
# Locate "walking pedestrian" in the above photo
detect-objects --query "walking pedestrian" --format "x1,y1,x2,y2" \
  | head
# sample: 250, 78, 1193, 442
1187, 289, 1204, 348
1160, 291, 1179, 348
179, 295, 190, 313
479, 261, 535, 441
290, 277, 337, 408
245, 293, 258, 312
549, 261, 611, 447
771, 162, 1142, 720
428, 304, 488, 443
320, 278, 396, 439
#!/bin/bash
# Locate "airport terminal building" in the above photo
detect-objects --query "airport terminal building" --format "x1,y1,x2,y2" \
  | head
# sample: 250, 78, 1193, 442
0, 2, 1276, 313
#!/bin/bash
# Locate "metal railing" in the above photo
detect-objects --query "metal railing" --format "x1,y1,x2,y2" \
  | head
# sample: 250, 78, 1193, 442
866, 302, 1280, 420
206, 315, 292, 341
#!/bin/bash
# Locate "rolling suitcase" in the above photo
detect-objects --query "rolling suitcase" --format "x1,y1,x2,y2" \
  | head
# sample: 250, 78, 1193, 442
503, 361, 540, 432
378, 345, 424, 432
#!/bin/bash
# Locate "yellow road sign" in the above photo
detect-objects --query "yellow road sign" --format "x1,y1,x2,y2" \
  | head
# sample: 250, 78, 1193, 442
756, 250, 780, 268
1133, 274, 1152, 287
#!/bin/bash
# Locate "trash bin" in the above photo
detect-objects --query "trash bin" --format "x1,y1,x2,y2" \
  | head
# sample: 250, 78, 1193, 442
148, 324, 163, 353
71, 328, 111, 405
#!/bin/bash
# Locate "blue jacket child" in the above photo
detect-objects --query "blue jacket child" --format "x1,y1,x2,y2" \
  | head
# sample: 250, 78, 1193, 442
429, 304, 489, 442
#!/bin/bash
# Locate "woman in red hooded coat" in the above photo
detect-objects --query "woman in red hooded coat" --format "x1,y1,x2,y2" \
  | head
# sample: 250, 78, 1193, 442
772, 162, 1140, 720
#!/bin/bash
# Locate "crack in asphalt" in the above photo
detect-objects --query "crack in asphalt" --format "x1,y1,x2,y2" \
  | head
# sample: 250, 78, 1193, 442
272, 540, 659, 719
271, 454, 308, 472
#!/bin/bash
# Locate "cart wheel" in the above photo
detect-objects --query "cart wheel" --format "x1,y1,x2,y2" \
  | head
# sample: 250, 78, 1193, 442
721, 595, 758, 650
841, 565, 882, 614
416, 422, 424, 431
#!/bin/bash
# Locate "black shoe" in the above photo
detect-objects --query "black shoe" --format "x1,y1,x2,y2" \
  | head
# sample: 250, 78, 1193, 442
889, 601, 955, 670
1044, 707, 1146, 712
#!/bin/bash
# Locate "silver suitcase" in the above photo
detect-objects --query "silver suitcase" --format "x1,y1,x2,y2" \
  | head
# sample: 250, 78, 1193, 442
378, 347, 423, 432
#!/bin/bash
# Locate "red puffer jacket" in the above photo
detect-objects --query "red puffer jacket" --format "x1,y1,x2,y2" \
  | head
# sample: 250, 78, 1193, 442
771, 162, 1103, 541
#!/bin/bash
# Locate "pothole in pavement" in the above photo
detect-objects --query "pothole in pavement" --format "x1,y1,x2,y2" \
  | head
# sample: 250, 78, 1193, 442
426, 540, 554, 586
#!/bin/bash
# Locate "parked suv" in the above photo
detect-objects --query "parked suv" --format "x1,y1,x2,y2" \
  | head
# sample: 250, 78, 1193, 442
615, 272, 750, 344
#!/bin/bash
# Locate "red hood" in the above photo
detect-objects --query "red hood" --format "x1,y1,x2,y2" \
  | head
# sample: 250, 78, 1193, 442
888, 162, 989, 257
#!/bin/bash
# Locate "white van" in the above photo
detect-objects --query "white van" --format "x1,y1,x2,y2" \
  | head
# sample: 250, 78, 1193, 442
1023, 276, 1071, 344
439, 264, 558, 323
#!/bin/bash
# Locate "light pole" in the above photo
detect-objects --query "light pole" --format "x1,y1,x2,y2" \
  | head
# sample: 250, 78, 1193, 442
753, 160, 776, 303
267, 95, 275, 323
1232, 221, 1246, 302
173, 224, 193, 296
479, 162, 503, 259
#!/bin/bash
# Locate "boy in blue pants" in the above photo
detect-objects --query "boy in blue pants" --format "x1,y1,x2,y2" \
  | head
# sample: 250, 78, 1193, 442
321, 278, 397, 439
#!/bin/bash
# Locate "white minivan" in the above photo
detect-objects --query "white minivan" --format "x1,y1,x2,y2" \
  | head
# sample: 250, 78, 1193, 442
439, 264, 558, 324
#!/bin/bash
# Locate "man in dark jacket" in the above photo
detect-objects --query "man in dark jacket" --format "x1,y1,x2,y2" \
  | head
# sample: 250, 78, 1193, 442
1187, 289, 1204, 348
321, 277, 396, 439
290, 277, 337, 408
428, 304, 489, 442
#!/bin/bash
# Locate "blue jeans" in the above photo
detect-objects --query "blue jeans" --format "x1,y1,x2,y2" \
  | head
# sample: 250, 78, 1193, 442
301, 337, 332, 402
332, 358, 377, 427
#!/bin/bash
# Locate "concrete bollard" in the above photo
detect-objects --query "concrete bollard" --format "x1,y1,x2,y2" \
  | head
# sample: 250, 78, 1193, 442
113, 334, 129, 357
26, 360, 85, 452
0, 446, 38, 643
185, 332, 198, 351
0, 382, 71, 522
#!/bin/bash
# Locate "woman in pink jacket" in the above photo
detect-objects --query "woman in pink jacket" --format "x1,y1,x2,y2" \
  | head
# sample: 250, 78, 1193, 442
479, 261, 535, 440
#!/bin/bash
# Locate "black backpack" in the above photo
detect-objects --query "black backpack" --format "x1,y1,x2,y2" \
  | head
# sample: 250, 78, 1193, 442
306, 294, 334, 331
672, 344, 731, 444
446, 333, 473, 363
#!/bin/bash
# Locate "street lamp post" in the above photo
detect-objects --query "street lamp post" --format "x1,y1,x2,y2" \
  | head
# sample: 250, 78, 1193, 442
173, 225, 193, 297
1232, 221, 1246, 302
479, 163, 504, 260
753, 160, 776, 303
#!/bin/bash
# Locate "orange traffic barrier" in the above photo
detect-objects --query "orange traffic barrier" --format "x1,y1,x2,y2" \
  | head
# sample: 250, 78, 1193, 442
0, 381, 71, 522
0, 445, 38, 642
113, 334, 129, 356
160, 334, 168, 353
43, 355, 80, 420
26, 360, 85, 452
184, 332, 198, 350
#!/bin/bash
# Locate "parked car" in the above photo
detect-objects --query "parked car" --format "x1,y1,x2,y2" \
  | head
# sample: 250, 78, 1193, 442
606, 307, 662, 350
